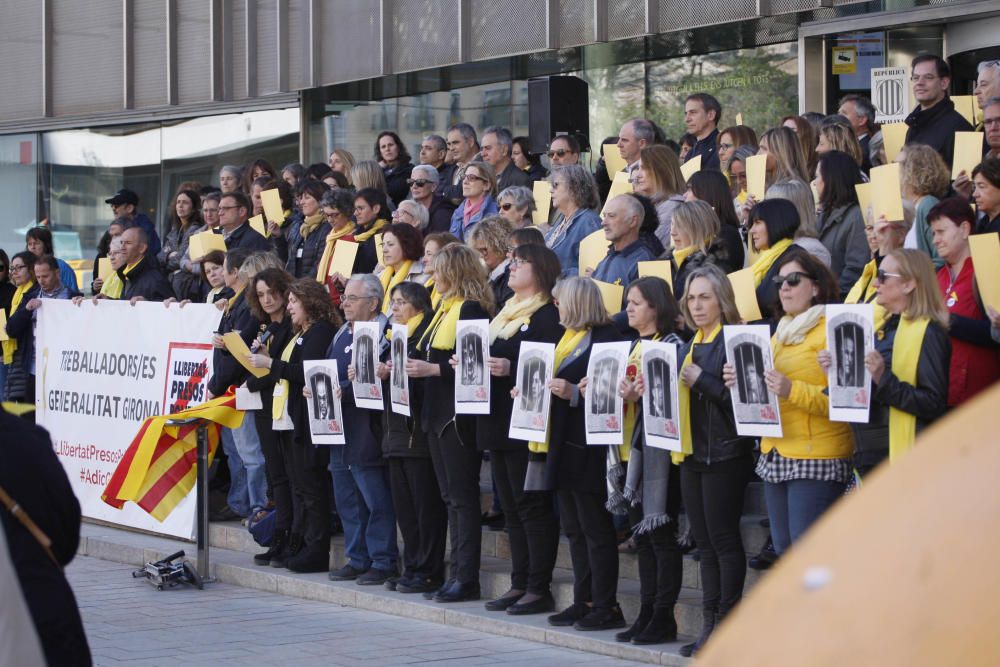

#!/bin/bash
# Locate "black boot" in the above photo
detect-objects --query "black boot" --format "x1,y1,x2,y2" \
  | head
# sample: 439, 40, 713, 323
615, 603, 653, 643
631, 606, 677, 645
679, 610, 718, 657
270, 532, 303, 569
253, 530, 288, 566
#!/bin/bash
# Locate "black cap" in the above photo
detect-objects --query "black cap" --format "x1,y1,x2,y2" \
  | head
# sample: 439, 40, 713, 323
105, 189, 139, 206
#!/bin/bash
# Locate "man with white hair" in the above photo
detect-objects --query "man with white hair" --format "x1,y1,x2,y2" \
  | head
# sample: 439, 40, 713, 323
975, 61, 1000, 123
617, 118, 656, 173
408, 164, 456, 233
393, 199, 430, 231
591, 193, 656, 295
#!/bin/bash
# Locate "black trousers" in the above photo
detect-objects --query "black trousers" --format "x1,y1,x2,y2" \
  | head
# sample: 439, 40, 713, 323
427, 422, 482, 584
281, 430, 330, 552
559, 488, 619, 610
490, 448, 559, 594
389, 457, 448, 582
254, 410, 293, 534
630, 463, 682, 609
680, 455, 752, 614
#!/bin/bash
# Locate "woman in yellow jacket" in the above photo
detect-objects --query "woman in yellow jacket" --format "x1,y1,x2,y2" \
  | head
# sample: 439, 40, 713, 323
724, 247, 853, 555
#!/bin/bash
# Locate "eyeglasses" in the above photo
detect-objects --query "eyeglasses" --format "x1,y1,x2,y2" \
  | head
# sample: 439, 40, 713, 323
500, 202, 515, 211
547, 149, 570, 158
910, 74, 939, 83
876, 269, 902, 282
718, 142, 734, 151
10, 264, 26, 272
772, 271, 814, 287
463, 174, 487, 183
201, 208, 219, 214
509, 258, 531, 268
217, 205, 239, 212
343, 295, 376, 303
407, 179, 432, 187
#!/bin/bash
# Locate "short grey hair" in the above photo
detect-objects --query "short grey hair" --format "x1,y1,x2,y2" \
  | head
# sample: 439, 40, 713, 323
549, 165, 600, 210
220, 165, 242, 180
483, 126, 513, 153
348, 273, 385, 313
611, 193, 644, 226
978, 60, 1000, 75
626, 118, 656, 146
411, 164, 439, 182
985, 95, 1000, 109
397, 200, 430, 230
448, 122, 477, 144
497, 185, 536, 212
423, 134, 446, 152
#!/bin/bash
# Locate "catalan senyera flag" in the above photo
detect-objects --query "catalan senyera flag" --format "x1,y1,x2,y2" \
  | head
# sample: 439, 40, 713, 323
102, 393, 245, 522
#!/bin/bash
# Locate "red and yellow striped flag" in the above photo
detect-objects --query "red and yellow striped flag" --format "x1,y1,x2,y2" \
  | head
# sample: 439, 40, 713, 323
101, 393, 245, 522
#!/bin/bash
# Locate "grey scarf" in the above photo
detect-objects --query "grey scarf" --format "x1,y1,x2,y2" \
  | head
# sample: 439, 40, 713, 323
623, 405, 672, 534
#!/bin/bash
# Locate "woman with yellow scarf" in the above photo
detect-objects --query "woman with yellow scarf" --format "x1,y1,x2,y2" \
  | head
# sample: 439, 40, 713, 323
420, 232, 459, 311
539, 277, 627, 633
747, 199, 801, 323
479, 244, 563, 616
674, 265, 754, 658
2, 252, 38, 402
283, 181, 332, 279
350, 188, 392, 275
408, 243, 494, 603
375, 224, 428, 316
667, 200, 733, 303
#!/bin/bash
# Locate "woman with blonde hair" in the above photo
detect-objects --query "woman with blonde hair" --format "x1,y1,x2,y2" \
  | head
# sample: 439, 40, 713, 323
816, 123, 864, 169
758, 126, 810, 186
764, 179, 832, 268
633, 145, 686, 247
900, 144, 950, 267
330, 148, 356, 185
781, 116, 818, 176
351, 160, 390, 197
407, 243, 494, 603
667, 200, 730, 301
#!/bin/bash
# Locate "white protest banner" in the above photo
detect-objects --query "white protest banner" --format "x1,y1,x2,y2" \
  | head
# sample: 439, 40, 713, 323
36, 300, 222, 539
871, 66, 909, 124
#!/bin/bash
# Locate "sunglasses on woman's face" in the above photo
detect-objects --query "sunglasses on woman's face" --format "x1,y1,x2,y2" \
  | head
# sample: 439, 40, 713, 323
772, 271, 814, 287
406, 179, 431, 187
876, 269, 902, 283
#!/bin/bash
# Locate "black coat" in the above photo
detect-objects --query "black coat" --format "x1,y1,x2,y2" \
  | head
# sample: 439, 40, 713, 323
680, 332, 754, 464
0, 280, 15, 314
329, 320, 391, 466
381, 315, 433, 458
478, 303, 564, 451
719, 222, 745, 272
284, 220, 331, 279
754, 243, 797, 327
224, 222, 272, 254
268, 319, 338, 446
245, 316, 294, 416
384, 162, 415, 207
904, 97, 974, 169
496, 161, 532, 193
207, 291, 257, 397
490, 266, 514, 310
0, 407, 91, 667
671, 237, 733, 303
426, 194, 458, 234
545, 325, 625, 492
121, 256, 174, 302
5, 283, 41, 378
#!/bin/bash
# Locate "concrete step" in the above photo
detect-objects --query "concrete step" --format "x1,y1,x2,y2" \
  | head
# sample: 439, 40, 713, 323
79, 523, 693, 666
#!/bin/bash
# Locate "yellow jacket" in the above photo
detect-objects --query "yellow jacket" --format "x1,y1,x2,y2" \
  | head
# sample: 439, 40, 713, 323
760, 317, 854, 460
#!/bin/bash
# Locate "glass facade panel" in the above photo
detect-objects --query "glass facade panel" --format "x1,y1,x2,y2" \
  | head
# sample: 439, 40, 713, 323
0, 134, 41, 252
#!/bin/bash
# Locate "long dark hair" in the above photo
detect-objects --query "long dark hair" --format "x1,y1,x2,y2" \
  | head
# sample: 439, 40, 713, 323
688, 170, 740, 229
289, 278, 342, 329
246, 267, 293, 322
170, 189, 203, 230
628, 276, 680, 337
374, 131, 411, 167
817, 150, 862, 212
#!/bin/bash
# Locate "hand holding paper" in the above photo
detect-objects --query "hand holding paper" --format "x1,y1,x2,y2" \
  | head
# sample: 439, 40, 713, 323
222, 332, 269, 378
261, 189, 284, 224
578, 229, 609, 276
870, 163, 904, 223
532, 180, 551, 225
746, 154, 767, 201
728, 268, 763, 323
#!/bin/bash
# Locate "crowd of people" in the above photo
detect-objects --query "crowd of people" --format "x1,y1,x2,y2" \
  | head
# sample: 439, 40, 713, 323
3, 53, 1000, 658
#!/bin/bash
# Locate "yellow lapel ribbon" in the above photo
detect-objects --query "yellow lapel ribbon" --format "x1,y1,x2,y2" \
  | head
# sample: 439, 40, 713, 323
2, 280, 34, 364
888, 315, 930, 463
271, 332, 299, 421
750, 237, 794, 287
378, 260, 414, 314
675, 323, 721, 465
488, 292, 548, 343
529, 327, 588, 453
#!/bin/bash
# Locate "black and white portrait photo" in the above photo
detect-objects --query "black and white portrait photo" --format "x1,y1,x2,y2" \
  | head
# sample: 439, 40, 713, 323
641, 341, 682, 451
826, 304, 875, 422
585, 341, 630, 445
303, 360, 345, 444
724, 325, 782, 438
355, 331, 376, 385
351, 320, 384, 410
390, 323, 410, 416
519, 358, 546, 413
392, 336, 406, 389
455, 319, 490, 415
509, 342, 555, 441
646, 358, 672, 419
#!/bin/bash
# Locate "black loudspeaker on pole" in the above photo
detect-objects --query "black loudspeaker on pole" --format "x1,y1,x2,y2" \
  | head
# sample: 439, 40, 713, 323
527, 76, 590, 154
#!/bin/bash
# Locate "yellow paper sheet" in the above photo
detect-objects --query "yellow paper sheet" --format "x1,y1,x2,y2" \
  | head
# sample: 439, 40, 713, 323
188, 231, 227, 261
261, 188, 284, 224
870, 163, 904, 222
637, 260, 673, 290
532, 180, 551, 225
855, 182, 873, 225
952, 96, 977, 128
578, 229, 609, 276
249, 213, 270, 238
970, 233, 1000, 310
592, 279, 624, 315
736, 112, 744, 126
222, 332, 269, 378
329, 239, 359, 278
97, 257, 113, 280
727, 268, 763, 323
746, 154, 767, 201
603, 144, 627, 179
680, 155, 702, 182
601, 171, 634, 217
0, 310, 8, 342
374, 233, 384, 267
882, 123, 908, 163
951, 131, 985, 179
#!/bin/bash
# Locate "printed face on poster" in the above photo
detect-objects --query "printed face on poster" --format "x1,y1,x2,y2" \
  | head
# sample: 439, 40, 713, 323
351, 321, 383, 410
724, 325, 782, 438
509, 342, 555, 442
455, 319, 490, 415
390, 323, 410, 416
585, 341, 631, 445
304, 360, 345, 445
825, 304, 874, 423
641, 341, 682, 452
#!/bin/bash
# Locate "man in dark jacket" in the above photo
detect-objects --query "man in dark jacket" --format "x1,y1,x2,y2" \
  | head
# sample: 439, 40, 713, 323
482, 126, 532, 193
1, 405, 92, 666
219, 191, 272, 253
117, 227, 174, 302
105, 188, 162, 257
904, 54, 974, 169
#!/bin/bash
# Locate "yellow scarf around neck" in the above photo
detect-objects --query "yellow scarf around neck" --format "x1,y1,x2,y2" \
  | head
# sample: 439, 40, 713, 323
354, 218, 388, 243
621, 338, 655, 461
299, 211, 325, 239
424, 278, 441, 310
314, 224, 355, 281
888, 315, 930, 463
378, 260, 414, 314
122, 259, 142, 276
672, 244, 698, 271
2, 281, 34, 364
750, 237, 794, 287
489, 292, 548, 343
386, 312, 426, 341
100, 271, 124, 299
529, 327, 588, 453
676, 323, 721, 465
846, 259, 889, 331
226, 285, 245, 314
271, 332, 300, 421
418, 296, 463, 352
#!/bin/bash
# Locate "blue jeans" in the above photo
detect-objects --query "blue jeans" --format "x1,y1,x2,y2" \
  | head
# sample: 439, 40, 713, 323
220, 427, 249, 517
764, 478, 845, 555
0, 363, 7, 401
231, 414, 267, 514
329, 447, 398, 572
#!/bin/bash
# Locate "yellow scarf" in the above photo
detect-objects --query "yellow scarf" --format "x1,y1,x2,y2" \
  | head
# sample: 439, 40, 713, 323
314, 224, 355, 281
418, 296, 463, 352
100, 271, 124, 299
271, 332, 299, 421
378, 260, 414, 315
529, 327, 588, 453
845, 259, 889, 331
386, 312, 425, 340
888, 315, 930, 463
299, 211, 325, 239
622, 336, 659, 461
489, 293, 548, 343
676, 324, 722, 465
671, 244, 698, 271
225, 285, 245, 314
424, 278, 441, 310
122, 260, 142, 276
354, 218, 388, 243
750, 237, 794, 287
2, 281, 34, 364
